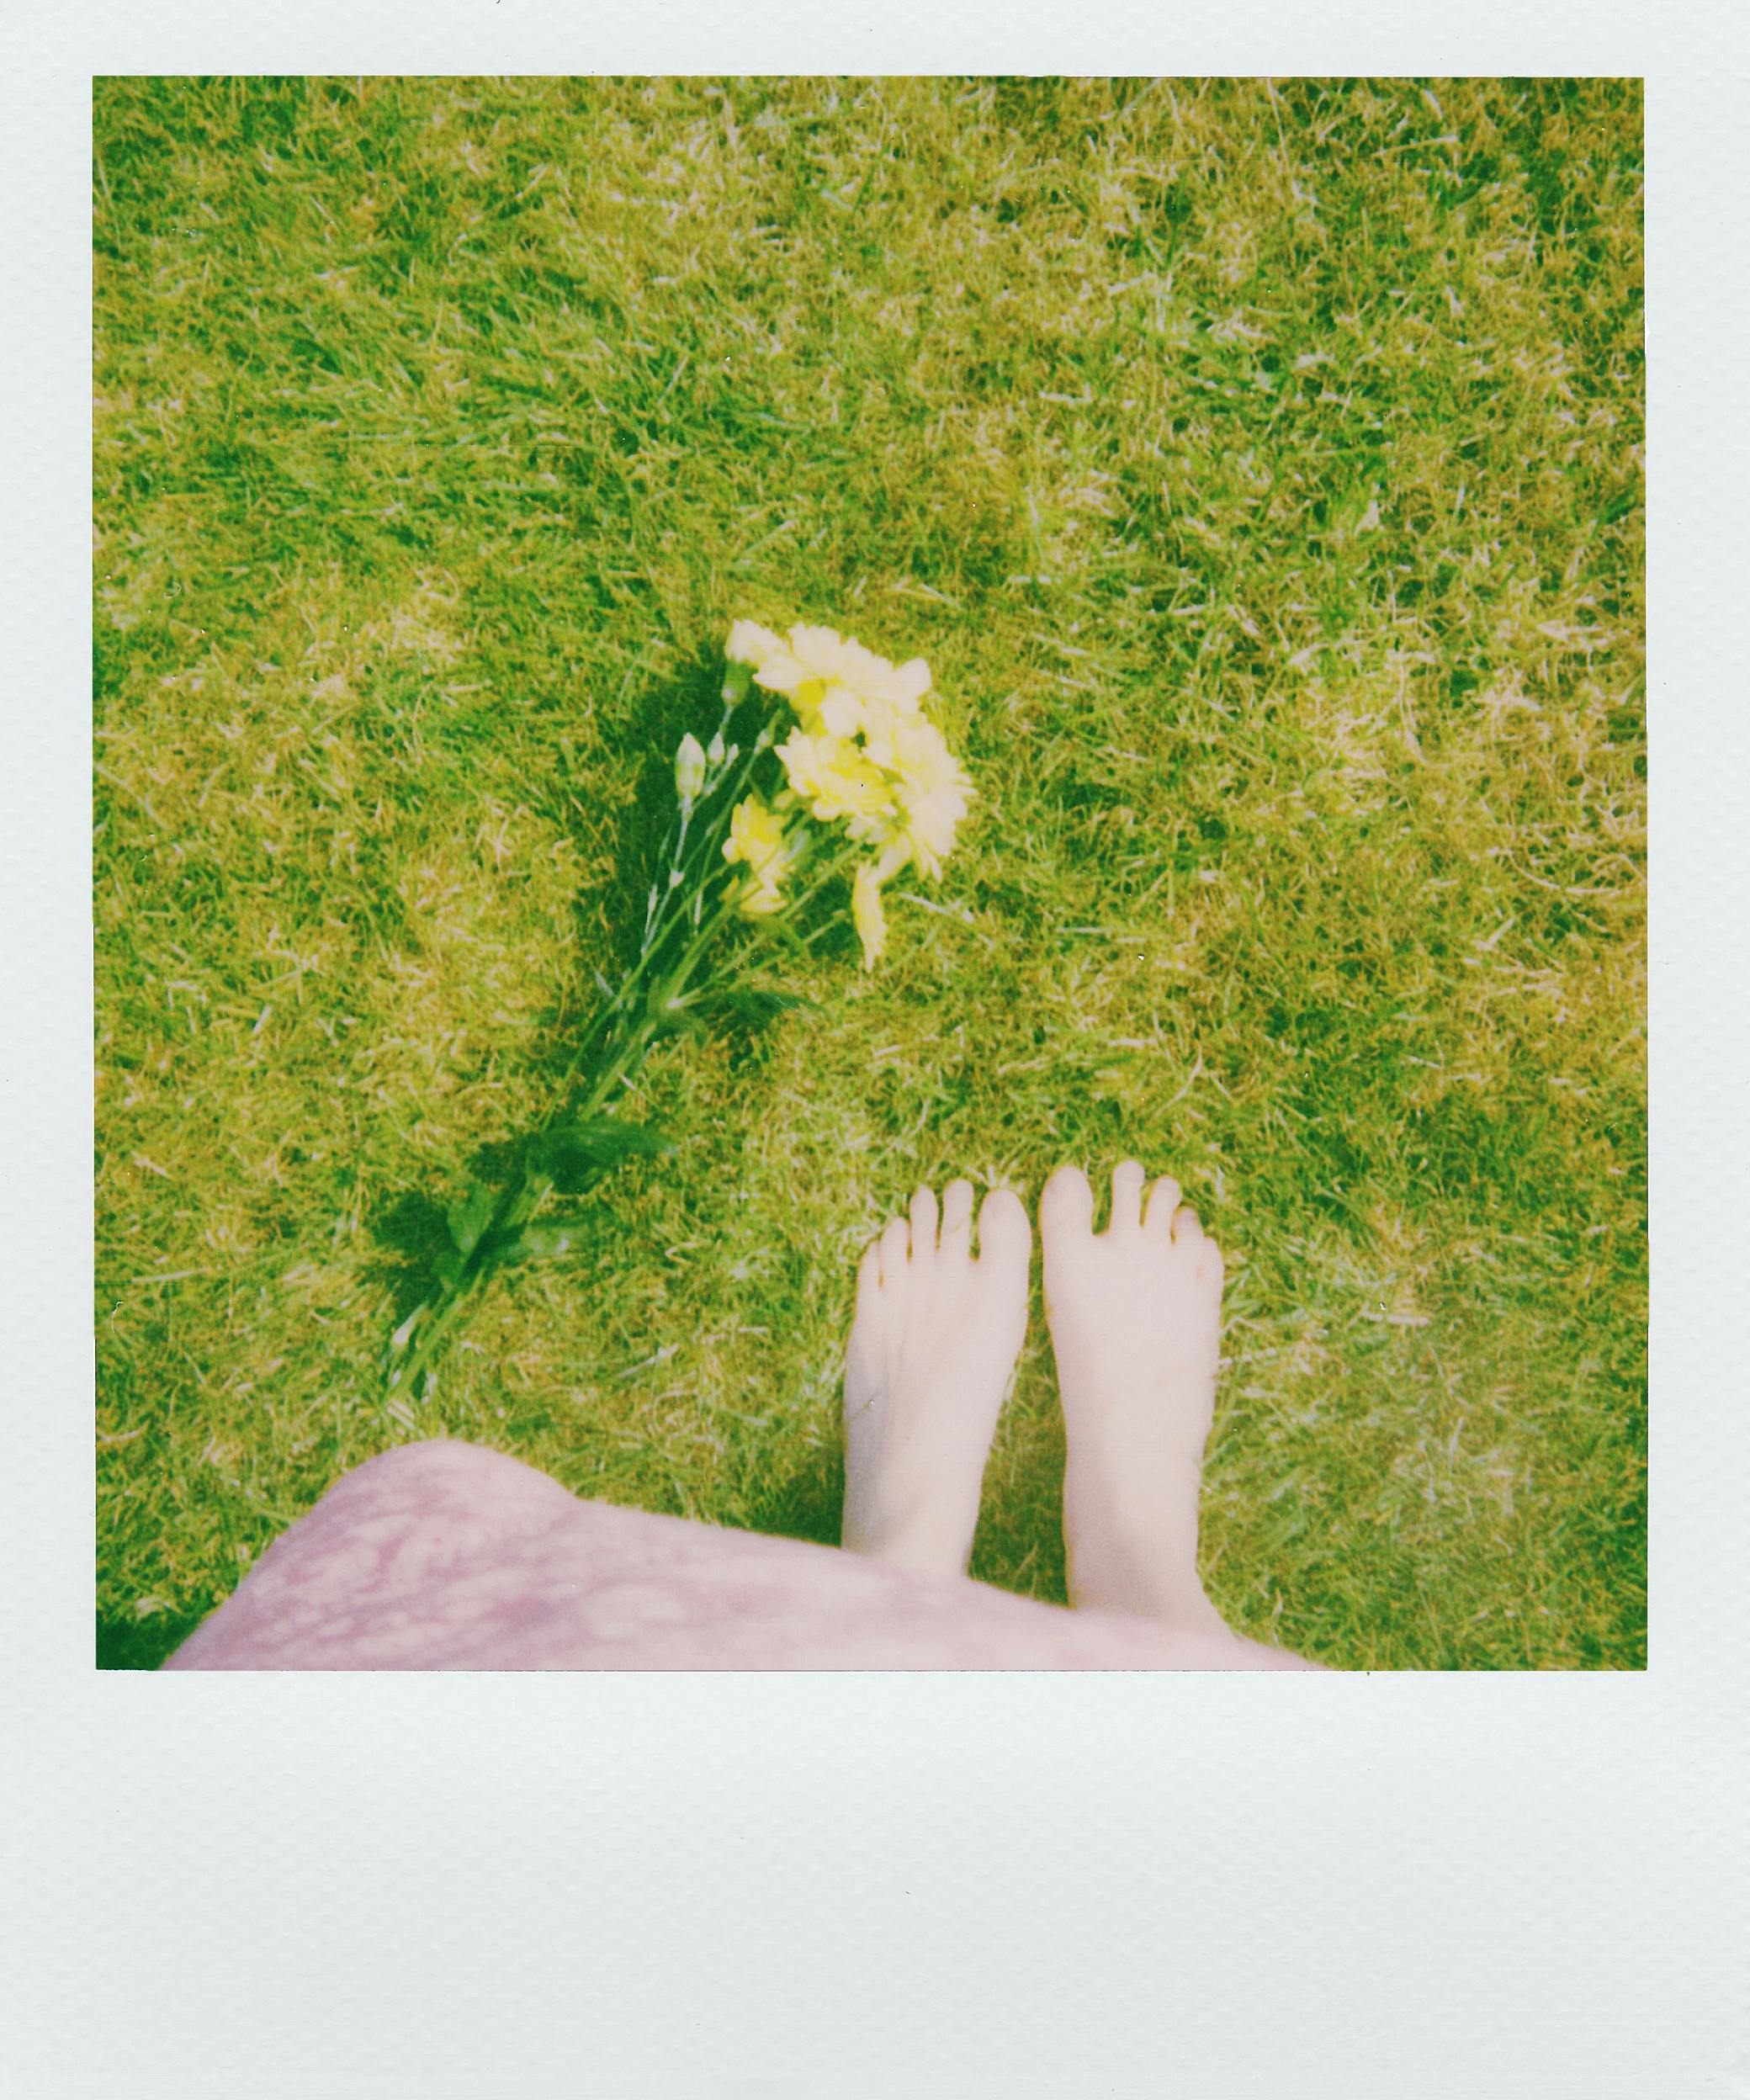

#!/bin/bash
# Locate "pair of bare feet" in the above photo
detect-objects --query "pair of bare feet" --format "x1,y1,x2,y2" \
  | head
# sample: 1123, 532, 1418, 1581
841, 1162, 1233, 1639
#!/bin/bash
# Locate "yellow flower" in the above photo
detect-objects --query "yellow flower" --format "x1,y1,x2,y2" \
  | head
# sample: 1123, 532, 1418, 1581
724, 620, 932, 740
806, 681, 867, 740
787, 626, 932, 718
854, 691, 902, 772
851, 862, 887, 970
888, 714, 974, 879
725, 793, 788, 872
724, 618, 974, 919
724, 621, 813, 703
723, 793, 795, 915
724, 620, 790, 676
872, 832, 913, 884
776, 728, 899, 841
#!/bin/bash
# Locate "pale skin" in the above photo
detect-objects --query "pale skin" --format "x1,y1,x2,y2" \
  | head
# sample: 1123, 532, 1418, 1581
171, 1158, 1320, 1670
842, 1161, 1315, 1665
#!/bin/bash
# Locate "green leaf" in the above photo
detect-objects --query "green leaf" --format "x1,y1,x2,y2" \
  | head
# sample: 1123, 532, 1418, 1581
756, 911, 812, 955
496, 1222, 593, 1265
689, 983, 814, 1025
445, 1185, 498, 1257
531, 1115, 676, 1184
647, 1000, 708, 1042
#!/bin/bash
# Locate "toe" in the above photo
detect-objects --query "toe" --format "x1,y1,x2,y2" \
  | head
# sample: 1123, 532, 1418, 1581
909, 1184, 939, 1258
878, 1213, 911, 1285
1039, 1164, 1095, 1247
1109, 1159, 1147, 1236
939, 1179, 975, 1259
973, 1185, 1031, 1271
1143, 1174, 1182, 1239
1172, 1204, 1204, 1245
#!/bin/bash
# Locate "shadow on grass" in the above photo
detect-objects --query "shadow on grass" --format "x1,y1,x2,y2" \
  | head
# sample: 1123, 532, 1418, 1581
740, 1434, 844, 1551
365, 1189, 457, 1325
97, 1609, 203, 1670
361, 647, 814, 1334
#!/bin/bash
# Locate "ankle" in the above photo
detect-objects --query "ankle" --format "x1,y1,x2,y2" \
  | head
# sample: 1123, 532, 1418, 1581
843, 1483, 976, 1575
1067, 1544, 1224, 1631
1063, 1461, 1217, 1620
1063, 1450, 1204, 1540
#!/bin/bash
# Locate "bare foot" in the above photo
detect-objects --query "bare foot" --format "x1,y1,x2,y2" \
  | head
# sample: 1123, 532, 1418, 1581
841, 1180, 1031, 1578
1040, 1161, 1229, 1631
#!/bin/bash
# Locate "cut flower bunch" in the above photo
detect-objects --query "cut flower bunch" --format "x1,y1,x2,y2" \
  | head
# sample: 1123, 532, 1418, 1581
382, 619, 974, 1408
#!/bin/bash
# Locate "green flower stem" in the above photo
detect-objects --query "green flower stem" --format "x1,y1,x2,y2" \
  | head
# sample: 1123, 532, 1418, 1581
641, 697, 758, 913
384, 702, 803, 1408
643, 697, 735, 936
542, 839, 747, 1129
384, 871, 749, 1404
572, 714, 772, 1085
686, 722, 778, 876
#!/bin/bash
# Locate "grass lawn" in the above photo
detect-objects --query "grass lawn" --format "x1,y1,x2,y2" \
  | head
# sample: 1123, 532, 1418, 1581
93, 76, 1645, 1670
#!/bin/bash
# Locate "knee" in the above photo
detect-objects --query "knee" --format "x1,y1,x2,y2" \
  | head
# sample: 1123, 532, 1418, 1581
326, 1439, 569, 1519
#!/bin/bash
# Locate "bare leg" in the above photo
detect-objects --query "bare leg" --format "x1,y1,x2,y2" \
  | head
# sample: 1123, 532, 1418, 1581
165, 1439, 1243, 1671
840, 1179, 1031, 1577
165, 1166, 1324, 1670
1041, 1161, 1321, 1667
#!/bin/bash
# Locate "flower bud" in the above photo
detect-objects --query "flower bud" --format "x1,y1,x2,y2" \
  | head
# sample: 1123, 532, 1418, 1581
722, 659, 754, 707
674, 732, 707, 803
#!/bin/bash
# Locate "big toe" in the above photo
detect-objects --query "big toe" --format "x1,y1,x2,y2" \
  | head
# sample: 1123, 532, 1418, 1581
974, 1185, 1031, 1274
1039, 1164, 1095, 1248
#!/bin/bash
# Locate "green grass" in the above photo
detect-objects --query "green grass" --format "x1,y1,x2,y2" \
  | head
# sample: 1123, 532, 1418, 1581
93, 76, 1645, 1670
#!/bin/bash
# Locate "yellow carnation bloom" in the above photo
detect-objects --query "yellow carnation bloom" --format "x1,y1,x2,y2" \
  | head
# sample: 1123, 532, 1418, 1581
872, 831, 913, 883
724, 620, 790, 675
724, 620, 931, 733
788, 626, 932, 717
856, 690, 904, 772
776, 728, 898, 841
812, 681, 866, 739
889, 714, 974, 878
724, 621, 814, 706
723, 793, 795, 915
851, 862, 887, 970
724, 616, 973, 885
